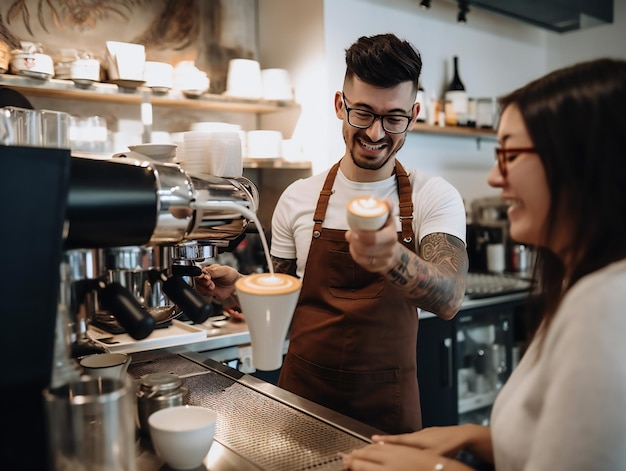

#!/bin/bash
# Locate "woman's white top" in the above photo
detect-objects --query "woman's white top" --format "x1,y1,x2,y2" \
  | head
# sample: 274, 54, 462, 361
491, 258, 626, 470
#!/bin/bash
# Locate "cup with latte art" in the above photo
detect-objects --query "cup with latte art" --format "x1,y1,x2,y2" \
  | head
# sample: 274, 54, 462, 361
346, 196, 389, 231
235, 273, 302, 370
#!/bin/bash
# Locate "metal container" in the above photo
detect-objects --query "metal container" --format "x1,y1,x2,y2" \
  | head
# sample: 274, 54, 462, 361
136, 373, 187, 433
510, 243, 532, 274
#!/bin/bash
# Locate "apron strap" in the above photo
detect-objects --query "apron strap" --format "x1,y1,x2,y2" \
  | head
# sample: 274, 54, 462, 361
312, 160, 415, 247
394, 161, 415, 247
312, 162, 340, 238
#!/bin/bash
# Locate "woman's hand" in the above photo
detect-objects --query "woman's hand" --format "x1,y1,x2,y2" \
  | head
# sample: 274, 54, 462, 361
369, 426, 472, 457
342, 425, 493, 470
194, 264, 241, 299
341, 442, 472, 471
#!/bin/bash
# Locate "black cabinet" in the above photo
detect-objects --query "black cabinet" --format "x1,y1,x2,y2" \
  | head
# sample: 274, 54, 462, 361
418, 300, 522, 427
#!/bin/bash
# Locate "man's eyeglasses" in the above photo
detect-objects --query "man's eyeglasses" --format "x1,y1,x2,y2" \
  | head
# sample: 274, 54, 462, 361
342, 93, 413, 134
494, 147, 537, 178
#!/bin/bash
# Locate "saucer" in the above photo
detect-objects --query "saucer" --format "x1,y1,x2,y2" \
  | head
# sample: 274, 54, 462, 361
72, 79, 96, 89
110, 79, 145, 90
128, 143, 177, 161
19, 70, 52, 80
150, 86, 170, 95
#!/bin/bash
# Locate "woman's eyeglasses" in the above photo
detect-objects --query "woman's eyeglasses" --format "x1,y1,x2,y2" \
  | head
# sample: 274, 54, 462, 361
494, 147, 537, 178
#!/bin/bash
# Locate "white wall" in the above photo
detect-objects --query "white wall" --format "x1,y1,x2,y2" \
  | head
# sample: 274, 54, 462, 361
259, 0, 626, 206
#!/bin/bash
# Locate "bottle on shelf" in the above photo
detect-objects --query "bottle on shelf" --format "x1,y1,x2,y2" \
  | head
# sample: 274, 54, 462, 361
444, 56, 469, 127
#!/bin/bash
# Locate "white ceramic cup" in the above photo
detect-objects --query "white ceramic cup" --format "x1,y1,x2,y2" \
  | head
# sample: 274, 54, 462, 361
70, 57, 100, 83
235, 273, 302, 371
225, 58, 263, 99
346, 196, 389, 231
79, 352, 131, 380
261, 68, 293, 101
246, 130, 283, 159
149, 405, 217, 470
143, 61, 174, 92
486, 243, 506, 273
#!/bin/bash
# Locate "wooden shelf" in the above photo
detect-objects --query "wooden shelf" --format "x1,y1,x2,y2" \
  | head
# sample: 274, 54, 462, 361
0, 74, 299, 113
410, 122, 497, 140
243, 159, 311, 170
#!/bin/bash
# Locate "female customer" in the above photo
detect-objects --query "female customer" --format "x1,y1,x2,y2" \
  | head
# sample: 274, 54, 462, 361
342, 57, 626, 470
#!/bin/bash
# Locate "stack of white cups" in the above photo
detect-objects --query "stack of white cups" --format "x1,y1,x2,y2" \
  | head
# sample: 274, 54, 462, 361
180, 131, 243, 178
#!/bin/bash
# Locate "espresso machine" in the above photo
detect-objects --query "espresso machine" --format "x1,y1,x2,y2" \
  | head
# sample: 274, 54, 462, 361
0, 145, 257, 469
65, 156, 258, 355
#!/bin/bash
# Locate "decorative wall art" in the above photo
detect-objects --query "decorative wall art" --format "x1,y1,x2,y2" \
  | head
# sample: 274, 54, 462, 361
0, 0, 258, 93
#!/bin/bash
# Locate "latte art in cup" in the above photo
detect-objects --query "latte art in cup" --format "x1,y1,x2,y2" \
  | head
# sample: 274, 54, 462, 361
236, 273, 301, 295
235, 273, 302, 371
346, 196, 389, 231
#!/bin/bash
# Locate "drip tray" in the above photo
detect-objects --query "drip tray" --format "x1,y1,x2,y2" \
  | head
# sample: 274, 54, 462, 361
129, 352, 372, 471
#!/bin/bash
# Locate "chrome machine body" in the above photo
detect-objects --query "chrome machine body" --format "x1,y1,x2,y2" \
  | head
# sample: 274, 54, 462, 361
63, 156, 257, 354
0, 146, 257, 470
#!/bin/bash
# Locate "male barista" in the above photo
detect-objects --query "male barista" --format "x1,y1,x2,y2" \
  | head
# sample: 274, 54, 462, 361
196, 33, 468, 434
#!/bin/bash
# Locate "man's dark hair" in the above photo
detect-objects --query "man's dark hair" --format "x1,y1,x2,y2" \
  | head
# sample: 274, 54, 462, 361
344, 33, 422, 91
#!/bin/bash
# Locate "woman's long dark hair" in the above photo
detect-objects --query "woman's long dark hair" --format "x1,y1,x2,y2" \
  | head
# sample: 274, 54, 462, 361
499, 58, 626, 344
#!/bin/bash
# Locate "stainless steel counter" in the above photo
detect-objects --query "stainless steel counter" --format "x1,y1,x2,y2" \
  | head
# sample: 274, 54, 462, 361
130, 350, 378, 470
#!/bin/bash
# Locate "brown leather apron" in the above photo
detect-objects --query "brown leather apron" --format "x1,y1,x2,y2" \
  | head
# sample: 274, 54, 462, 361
278, 160, 422, 433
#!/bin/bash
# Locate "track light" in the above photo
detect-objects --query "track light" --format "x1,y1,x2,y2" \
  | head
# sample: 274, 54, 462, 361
420, 0, 431, 8
457, 0, 469, 24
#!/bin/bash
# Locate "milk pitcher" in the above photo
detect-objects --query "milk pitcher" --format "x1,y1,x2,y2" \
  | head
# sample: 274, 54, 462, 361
79, 352, 131, 380
43, 376, 136, 471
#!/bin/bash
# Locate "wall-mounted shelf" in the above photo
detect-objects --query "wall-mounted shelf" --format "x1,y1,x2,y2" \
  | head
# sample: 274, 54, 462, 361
410, 122, 497, 140
243, 159, 311, 170
0, 74, 299, 114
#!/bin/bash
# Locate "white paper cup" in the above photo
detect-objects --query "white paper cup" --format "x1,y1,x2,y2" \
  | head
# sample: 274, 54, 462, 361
235, 273, 302, 370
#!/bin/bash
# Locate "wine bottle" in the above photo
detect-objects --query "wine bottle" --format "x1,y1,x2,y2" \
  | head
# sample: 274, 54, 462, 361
444, 56, 468, 126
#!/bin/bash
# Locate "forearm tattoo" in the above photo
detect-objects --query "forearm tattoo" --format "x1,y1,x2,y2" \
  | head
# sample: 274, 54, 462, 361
271, 255, 298, 277
388, 233, 468, 317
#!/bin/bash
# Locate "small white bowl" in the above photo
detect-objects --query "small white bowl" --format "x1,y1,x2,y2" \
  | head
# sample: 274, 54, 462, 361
346, 196, 389, 231
149, 405, 217, 470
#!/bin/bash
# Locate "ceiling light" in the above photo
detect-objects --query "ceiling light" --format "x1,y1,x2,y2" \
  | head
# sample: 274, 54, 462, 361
457, 0, 469, 24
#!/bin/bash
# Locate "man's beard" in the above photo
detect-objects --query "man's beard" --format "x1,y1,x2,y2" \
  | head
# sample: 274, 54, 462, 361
349, 133, 405, 170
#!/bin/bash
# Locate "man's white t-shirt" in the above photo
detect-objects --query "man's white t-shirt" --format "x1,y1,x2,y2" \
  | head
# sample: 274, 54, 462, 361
271, 165, 466, 279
